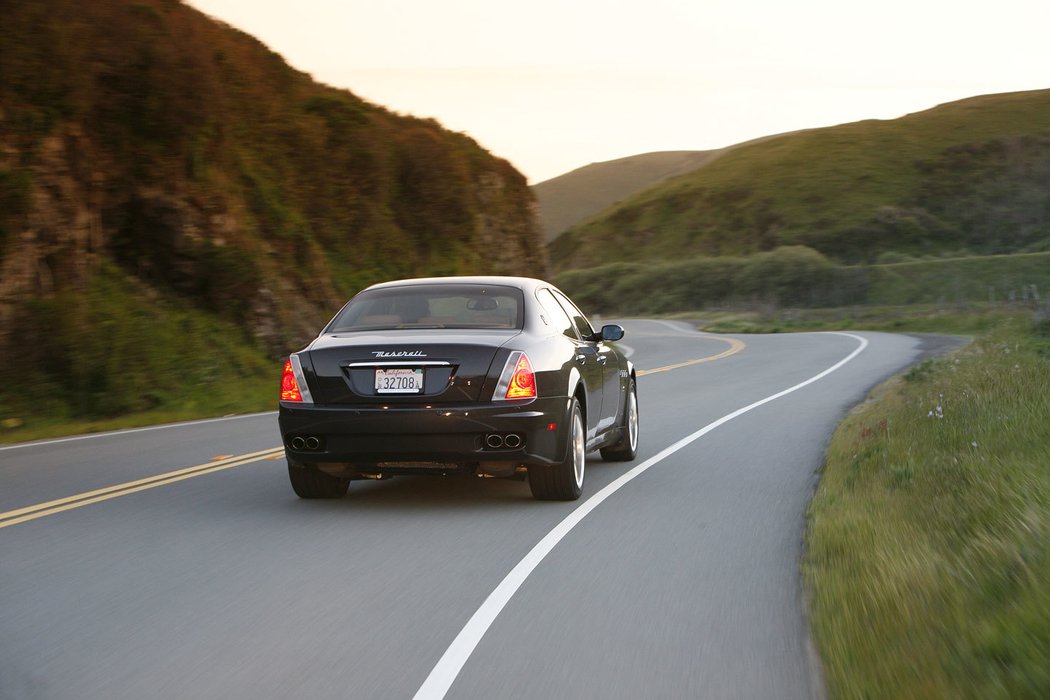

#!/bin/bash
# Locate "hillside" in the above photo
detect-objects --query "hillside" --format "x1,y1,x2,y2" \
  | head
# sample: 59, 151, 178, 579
532, 151, 724, 241
0, 0, 546, 422
550, 90, 1050, 269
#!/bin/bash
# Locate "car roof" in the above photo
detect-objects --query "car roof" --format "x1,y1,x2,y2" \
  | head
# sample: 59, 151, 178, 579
362, 276, 552, 293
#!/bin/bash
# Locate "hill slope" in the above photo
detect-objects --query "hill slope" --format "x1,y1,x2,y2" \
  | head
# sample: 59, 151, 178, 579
550, 90, 1050, 269
532, 150, 724, 241
0, 0, 546, 421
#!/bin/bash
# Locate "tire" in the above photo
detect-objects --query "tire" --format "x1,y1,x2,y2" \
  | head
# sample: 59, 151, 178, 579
529, 399, 585, 501
288, 460, 350, 499
600, 379, 639, 462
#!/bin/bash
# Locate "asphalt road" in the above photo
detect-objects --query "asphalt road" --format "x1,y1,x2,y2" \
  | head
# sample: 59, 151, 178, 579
0, 321, 958, 700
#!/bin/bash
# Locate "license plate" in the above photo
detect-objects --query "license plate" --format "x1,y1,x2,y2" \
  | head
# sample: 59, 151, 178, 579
375, 368, 424, 394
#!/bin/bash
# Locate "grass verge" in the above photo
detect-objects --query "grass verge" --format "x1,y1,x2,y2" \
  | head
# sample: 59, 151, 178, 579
0, 377, 276, 445
802, 309, 1050, 698
0, 265, 279, 445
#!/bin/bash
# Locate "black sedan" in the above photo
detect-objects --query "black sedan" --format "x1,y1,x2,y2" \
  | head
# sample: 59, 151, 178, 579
278, 276, 639, 501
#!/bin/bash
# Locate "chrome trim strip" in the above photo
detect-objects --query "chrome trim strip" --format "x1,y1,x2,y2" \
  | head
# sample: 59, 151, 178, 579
289, 353, 314, 404
345, 361, 453, 368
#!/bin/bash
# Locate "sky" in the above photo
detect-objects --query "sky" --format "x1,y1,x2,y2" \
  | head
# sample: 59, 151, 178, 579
188, 0, 1049, 183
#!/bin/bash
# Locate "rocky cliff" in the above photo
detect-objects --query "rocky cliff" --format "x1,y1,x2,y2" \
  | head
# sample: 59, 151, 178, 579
0, 0, 547, 352
0, 0, 546, 421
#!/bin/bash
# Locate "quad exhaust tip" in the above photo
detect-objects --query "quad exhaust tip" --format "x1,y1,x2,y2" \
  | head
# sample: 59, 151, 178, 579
289, 435, 323, 451
485, 433, 524, 449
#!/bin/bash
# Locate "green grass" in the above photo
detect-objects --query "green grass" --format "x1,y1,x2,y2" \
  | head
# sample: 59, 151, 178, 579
551, 89, 1050, 268
557, 250, 1050, 317
803, 310, 1050, 698
696, 304, 1031, 335
868, 252, 1050, 305
0, 265, 278, 444
532, 150, 725, 240
0, 378, 276, 444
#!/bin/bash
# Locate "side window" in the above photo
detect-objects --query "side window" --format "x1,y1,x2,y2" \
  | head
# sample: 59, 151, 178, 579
552, 290, 595, 340
536, 289, 577, 339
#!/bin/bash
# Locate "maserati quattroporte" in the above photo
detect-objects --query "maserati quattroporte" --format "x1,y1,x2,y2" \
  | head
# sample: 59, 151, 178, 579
278, 276, 638, 500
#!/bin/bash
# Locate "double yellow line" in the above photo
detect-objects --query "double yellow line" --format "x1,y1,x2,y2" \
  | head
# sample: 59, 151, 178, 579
0, 447, 283, 530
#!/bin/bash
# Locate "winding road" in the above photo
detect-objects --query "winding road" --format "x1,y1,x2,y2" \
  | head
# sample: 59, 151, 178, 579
0, 321, 956, 699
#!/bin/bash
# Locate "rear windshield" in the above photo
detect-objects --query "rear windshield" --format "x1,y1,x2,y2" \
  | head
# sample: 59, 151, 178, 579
326, 284, 525, 332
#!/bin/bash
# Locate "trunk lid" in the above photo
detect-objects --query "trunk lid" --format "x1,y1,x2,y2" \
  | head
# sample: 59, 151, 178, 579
301, 329, 520, 404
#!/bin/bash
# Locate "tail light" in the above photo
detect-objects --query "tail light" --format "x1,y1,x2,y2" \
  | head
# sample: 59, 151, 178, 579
494, 351, 537, 400
280, 355, 313, 403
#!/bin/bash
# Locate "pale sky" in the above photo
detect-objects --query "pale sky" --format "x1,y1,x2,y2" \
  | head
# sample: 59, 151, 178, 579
188, 0, 1048, 183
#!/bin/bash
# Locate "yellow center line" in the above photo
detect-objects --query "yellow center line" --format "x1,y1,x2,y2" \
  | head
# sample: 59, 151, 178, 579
0, 447, 284, 530
637, 335, 746, 376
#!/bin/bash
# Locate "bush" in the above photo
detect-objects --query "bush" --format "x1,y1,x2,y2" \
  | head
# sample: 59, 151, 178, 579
735, 246, 834, 305
557, 250, 1048, 315
0, 266, 270, 420
556, 246, 858, 313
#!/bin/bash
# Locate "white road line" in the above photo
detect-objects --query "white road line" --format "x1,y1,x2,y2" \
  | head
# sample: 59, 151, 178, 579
0, 412, 278, 452
410, 332, 869, 700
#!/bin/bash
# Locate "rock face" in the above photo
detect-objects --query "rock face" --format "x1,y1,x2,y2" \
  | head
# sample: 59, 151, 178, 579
1, 128, 105, 308
0, 0, 547, 359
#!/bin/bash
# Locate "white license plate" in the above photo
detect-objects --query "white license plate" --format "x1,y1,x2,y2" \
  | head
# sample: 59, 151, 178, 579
375, 368, 424, 394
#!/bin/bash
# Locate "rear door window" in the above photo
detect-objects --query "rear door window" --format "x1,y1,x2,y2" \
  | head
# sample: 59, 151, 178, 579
536, 288, 577, 339
551, 290, 595, 340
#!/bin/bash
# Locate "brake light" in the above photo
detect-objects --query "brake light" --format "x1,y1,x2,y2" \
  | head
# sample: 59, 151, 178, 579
281, 359, 303, 402
493, 351, 537, 401
506, 354, 536, 399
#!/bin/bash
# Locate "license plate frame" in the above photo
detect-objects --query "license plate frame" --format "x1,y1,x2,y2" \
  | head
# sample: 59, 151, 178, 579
374, 367, 424, 394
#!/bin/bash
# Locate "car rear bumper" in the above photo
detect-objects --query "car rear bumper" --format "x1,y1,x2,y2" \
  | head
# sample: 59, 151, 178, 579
278, 396, 572, 474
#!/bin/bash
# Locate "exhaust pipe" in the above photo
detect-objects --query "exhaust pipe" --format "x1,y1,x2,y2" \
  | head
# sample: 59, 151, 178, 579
290, 436, 306, 450
485, 433, 523, 449
305, 436, 320, 450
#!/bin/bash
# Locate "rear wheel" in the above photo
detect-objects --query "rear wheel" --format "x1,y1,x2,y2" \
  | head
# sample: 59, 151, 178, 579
600, 379, 638, 462
288, 460, 350, 499
529, 399, 585, 501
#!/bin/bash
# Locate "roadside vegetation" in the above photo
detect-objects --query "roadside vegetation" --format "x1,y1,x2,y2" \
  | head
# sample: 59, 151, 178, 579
556, 248, 1050, 314
0, 265, 275, 443
804, 307, 1050, 698
551, 89, 1050, 269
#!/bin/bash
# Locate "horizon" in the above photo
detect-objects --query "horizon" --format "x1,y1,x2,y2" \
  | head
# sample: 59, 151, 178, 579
187, 0, 1049, 183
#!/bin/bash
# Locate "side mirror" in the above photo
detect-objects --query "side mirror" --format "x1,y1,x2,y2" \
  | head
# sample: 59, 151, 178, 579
599, 324, 625, 342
